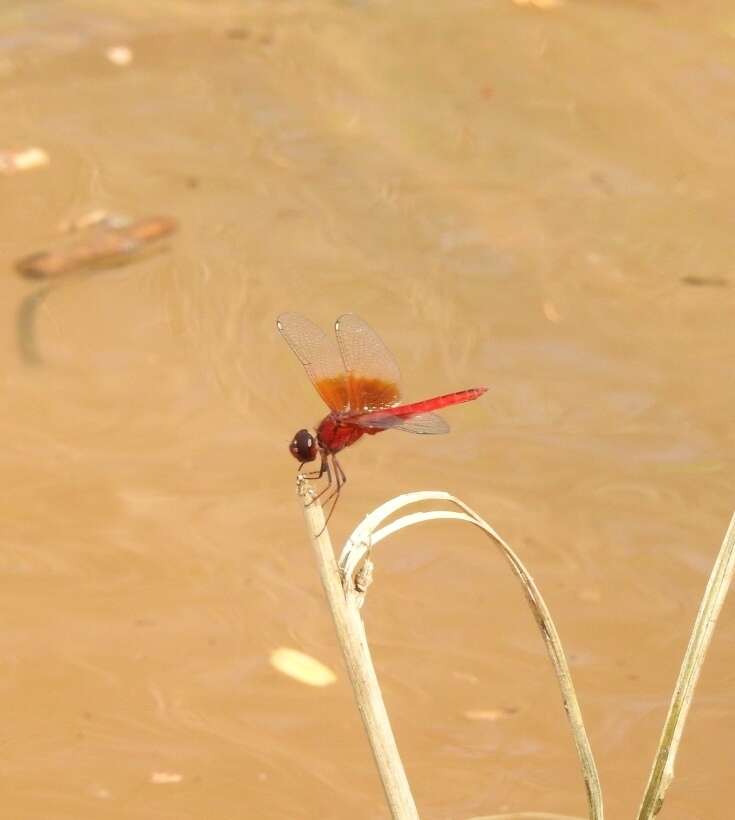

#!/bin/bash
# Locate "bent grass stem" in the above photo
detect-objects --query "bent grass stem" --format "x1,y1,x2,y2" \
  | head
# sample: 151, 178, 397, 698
296, 478, 734, 820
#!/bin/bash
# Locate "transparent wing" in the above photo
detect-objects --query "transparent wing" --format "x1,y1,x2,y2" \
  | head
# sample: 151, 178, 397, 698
352, 411, 450, 435
334, 313, 401, 412
276, 312, 350, 412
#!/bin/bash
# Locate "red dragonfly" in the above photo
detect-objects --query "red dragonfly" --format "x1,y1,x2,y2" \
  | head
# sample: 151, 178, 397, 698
277, 312, 487, 527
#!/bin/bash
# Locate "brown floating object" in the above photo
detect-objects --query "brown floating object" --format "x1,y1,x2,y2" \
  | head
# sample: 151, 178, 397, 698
15, 215, 177, 279
680, 274, 729, 288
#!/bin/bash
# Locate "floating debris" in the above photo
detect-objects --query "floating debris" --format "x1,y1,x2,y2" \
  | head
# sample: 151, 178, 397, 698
15, 215, 177, 279
512, 0, 564, 7
270, 647, 337, 687
57, 209, 119, 234
224, 26, 274, 45
0, 146, 49, 175
543, 301, 562, 323
225, 27, 251, 40
680, 275, 729, 288
105, 45, 133, 66
464, 706, 519, 721
149, 772, 183, 785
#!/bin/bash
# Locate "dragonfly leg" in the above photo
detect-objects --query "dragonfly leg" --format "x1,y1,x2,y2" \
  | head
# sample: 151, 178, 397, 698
334, 456, 347, 489
317, 455, 346, 534
299, 456, 327, 481
303, 454, 334, 507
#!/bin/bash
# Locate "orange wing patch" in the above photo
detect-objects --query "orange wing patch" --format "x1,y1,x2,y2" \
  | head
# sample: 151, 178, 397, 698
315, 375, 399, 413
314, 376, 351, 413
346, 374, 400, 413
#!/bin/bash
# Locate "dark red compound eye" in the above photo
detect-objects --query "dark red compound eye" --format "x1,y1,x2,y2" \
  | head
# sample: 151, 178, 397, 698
289, 429, 317, 462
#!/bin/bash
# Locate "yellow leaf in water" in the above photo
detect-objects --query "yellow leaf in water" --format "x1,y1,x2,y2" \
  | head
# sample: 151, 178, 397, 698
106, 45, 133, 66
270, 647, 337, 687
150, 772, 183, 784
0, 146, 49, 174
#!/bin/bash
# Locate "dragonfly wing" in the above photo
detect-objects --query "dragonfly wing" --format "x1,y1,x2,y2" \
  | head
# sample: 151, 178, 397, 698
276, 313, 350, 412
353, 411, 450, 435
334, 314, 401, 412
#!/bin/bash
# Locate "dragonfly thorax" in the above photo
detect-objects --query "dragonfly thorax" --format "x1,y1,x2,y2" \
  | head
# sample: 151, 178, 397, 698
289, 428, 318, 463
316, 413, 368, 455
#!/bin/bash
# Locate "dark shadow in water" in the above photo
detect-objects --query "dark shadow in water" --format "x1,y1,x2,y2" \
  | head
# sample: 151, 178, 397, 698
16, 284, 54, 367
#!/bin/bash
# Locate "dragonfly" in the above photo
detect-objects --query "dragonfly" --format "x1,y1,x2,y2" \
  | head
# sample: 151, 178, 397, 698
276, 313, 487, 528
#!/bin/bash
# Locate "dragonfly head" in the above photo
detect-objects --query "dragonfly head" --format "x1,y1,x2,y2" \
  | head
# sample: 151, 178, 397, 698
289, 429, 318, 463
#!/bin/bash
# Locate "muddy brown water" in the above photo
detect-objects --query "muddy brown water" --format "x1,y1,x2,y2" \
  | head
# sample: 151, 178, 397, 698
1, 1, 734, 818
